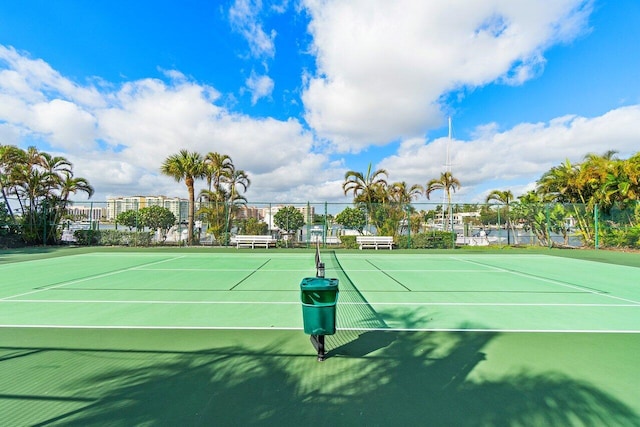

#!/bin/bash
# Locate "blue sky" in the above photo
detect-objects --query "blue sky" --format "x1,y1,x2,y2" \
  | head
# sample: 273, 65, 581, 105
0, 0, 639, 204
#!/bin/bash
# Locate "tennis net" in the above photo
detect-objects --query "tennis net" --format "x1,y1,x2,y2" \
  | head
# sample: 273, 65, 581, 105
315, 240, 325, 278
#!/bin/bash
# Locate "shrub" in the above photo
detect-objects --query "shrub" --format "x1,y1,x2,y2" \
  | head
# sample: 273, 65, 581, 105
340, 235, 358, 249
73, 230, 153, 246
396, 231, 456, 249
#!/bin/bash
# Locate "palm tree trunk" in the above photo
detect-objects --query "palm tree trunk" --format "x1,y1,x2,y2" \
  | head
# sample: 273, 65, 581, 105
1, 187, 15, 221
187, 177, 195, 245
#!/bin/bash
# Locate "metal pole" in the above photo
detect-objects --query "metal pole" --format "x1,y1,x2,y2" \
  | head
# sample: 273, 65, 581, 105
594, 204, 599, 249
546, 204, 552, 249
406, 205, 411, 249
324, 202, 328, 248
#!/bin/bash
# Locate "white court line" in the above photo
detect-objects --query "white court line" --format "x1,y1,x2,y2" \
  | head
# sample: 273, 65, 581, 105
327, 269, 504, 273
370, 302, 640, 307
1, 299, 300, 305
0, 256, 186, 301
2, 299, 637, 308
0, 324, 637, 333
452, 256, 640, 306
134, 268, 313, 272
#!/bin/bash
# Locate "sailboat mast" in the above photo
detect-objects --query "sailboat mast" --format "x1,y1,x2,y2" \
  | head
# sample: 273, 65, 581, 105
445, 116, 454, 231
446, 116, 452, 173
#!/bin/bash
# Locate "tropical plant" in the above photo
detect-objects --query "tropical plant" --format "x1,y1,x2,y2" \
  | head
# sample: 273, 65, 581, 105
343, 163, 388, 230
0, 145, 93, 244
512, 191, 550, 247
197, 155, 251, 239
485, 189, 515, 244
387, 181, 424, 235
425, 171, 461, 231
161, 150, 206, 245
203, 152, 234, 193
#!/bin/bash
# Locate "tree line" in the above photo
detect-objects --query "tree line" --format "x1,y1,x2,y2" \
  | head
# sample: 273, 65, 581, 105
0, 145, 94, 244
2, 143, 638, 248
340, 151, 639, 248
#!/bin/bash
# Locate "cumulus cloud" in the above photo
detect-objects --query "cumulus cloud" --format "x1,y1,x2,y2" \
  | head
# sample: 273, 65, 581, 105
301, 0, 593, 151
0, 45, 106, 107
0, 45, 343, 202
229, 0, 277, 59
379, 106, 640, 201
245, 71, 274, 104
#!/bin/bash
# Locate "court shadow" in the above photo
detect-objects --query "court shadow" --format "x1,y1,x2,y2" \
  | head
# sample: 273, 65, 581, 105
327, 330, 396, 358
326, 329, 396, 358
3, 330, 638, 426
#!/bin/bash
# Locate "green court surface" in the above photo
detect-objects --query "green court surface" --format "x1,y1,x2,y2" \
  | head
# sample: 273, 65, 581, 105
1, 247, 639, 426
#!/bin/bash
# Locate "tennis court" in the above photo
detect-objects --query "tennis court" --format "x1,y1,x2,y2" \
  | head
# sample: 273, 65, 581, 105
1, 247, 639, 425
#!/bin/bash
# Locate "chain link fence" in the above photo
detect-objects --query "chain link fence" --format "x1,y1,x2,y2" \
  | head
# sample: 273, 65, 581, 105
1, 197, 638, 249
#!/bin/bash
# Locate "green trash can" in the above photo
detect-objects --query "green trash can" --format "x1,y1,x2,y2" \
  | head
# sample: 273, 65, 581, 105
300, 277, 339, 335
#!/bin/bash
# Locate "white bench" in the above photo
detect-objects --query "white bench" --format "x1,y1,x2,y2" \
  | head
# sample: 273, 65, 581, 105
356, 236, 393, 250
235, 235, 276, 249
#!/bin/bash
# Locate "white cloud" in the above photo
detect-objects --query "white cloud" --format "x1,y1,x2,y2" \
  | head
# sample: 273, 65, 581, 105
301, 0, 593, 151
0, 45, 345, 202
379, 105, 640, 201
30, 100, 97, 150
0, 45, 106, 107
245, 71, 274, 104
229, 0, 277, 58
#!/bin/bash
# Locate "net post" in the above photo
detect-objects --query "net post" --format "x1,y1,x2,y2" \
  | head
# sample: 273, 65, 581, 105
310, 334, 326, 361
317, 262, 325, 278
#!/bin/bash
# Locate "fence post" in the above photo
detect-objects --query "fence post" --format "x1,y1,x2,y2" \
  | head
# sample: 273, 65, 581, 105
545, 204, 552, 249
594, 204, 599, 250
406, 205, 411, 249
42, 199, 47, 246
324, 202, 328, 248
88, 201, 94, 246
306, 202, 311, 249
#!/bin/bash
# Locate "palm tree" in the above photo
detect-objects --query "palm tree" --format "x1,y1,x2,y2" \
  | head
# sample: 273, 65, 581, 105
389, 182, 424, 204
227, 169, 251, 203
592, 152, 640, 210
425, 171, 461, 231
485, 189, 515, 244
224, 169, 251, 235
0, 144, 27, 221
579, 151, 618, 211
537, 159, 583, 204
203, 152, 234, 193
343, 163, 388, 231
161, 150, 206, 245
389, 181, 424, 235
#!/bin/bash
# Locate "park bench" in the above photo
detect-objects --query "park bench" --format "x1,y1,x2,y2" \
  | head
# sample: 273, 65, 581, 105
356, 235, 394, 250
235, 235, 276, 249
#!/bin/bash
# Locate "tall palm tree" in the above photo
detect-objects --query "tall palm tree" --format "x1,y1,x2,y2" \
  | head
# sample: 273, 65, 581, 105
389, 181, 424, 235
59, 175, 94, 204
425, 171, 461, 231
0, 144, 27, 221
485, 189, 515, 244
224, 169, 251, 233
343, 163, 388, 230
227, 169, 251, 203
203, 152, 234, 193
389, 181, 424, 204
161, 150, 206, 245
